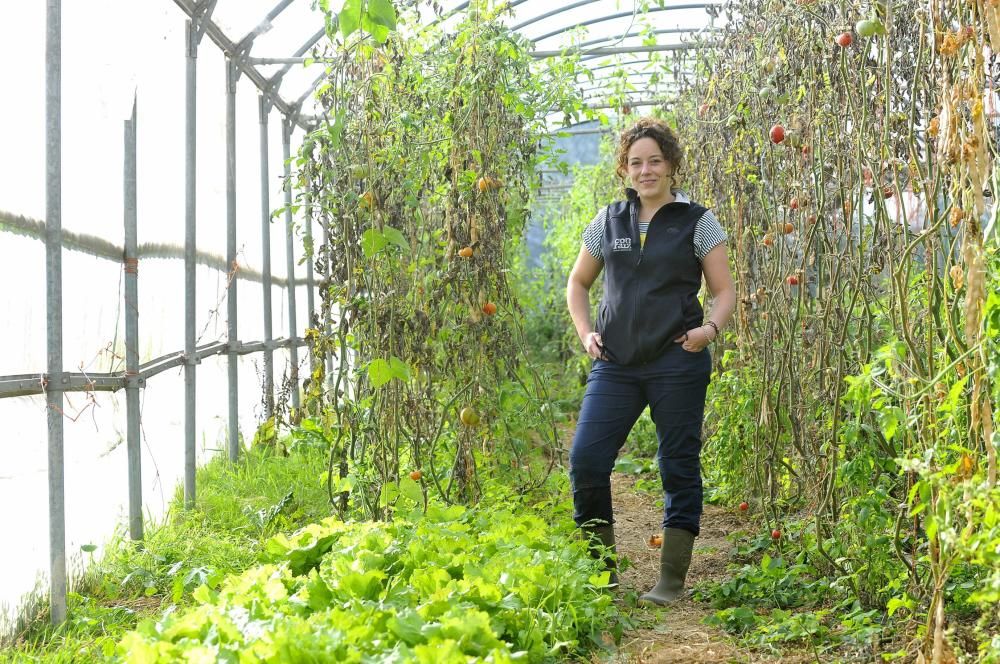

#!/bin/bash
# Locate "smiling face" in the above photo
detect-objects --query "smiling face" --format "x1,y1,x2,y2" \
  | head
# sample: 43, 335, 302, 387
626, 137, 675, 200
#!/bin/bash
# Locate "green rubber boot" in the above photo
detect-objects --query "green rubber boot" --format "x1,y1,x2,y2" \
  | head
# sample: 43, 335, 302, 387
639, 527, 695, 605
582, 523, 619, 587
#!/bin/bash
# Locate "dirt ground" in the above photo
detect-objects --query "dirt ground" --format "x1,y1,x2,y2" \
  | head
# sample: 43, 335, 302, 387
598, 474, 818, 664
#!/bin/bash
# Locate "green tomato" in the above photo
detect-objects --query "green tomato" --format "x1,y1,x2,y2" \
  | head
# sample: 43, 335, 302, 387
855, 19, 883, 38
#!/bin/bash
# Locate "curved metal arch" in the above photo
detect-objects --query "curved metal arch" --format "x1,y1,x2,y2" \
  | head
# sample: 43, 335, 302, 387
577, 65, 689, 85
234, 0, 298, 53
533, 41, 713, 58
544, 95, 677, 120
509, 0, 606, 32
574, 26, 720, 51
584, 58, 695, 77
266, 27, 327, 90
581, 97, 674, 111
580, 86, 680, 103
578, 72, 685, 95
417, 0, 531, 35
528, 3, 721, 45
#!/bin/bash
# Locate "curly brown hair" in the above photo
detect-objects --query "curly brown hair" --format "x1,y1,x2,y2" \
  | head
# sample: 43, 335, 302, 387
614, 117, 684, 188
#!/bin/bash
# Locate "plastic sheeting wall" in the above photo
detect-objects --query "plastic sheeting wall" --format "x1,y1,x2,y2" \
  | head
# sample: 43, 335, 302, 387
0, 2, 318, 626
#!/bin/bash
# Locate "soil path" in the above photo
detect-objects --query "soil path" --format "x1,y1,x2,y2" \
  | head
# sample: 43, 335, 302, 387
603, 474, 816, 664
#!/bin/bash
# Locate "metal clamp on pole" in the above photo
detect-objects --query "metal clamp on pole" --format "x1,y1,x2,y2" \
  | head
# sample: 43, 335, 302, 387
123, 371, 145, 389
187, 0, 217, 57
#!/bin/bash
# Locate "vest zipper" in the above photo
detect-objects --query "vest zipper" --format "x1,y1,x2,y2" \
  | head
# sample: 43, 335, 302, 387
631, 200, 643, 266
630, 199, 641, 348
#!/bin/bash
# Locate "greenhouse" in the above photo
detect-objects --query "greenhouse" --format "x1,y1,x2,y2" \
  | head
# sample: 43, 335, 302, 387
0, 0, 997, 661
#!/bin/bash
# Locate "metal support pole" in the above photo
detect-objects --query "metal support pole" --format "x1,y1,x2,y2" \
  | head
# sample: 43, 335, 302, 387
323, 206, 334, 392
225, 59, 240, 462
124, 96, 143, 541
304, 172, 316, 377
281, 118, 300, 411
45, 0, 67, 626
259, 96, 275, 418
184, 20, 199, 508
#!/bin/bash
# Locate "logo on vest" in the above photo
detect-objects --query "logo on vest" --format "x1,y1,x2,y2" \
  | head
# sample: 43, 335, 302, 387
612, 237, 632, 252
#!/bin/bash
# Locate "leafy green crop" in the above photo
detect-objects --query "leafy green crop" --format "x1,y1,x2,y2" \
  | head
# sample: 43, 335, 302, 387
116, 504, 623, 662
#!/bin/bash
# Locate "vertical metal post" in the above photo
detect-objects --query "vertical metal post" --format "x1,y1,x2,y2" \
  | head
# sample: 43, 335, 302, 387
304, 173, 316, 377
323, 208, 334, 391
184, 20, 199, 508
225, 60, 240, 461
45, 0, 67, 626
281, 118, 300, 411
124, 96, 142, 541
259, 96, 274, 418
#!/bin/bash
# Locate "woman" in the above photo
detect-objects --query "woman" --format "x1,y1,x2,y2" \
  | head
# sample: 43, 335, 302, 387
565, 117, 736, 605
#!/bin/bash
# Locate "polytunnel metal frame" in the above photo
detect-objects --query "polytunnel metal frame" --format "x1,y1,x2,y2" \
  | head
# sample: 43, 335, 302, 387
19, 0, 719, 627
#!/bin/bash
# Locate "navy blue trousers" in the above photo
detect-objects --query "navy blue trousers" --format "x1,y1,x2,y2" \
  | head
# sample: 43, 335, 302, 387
569, 345, 711, 536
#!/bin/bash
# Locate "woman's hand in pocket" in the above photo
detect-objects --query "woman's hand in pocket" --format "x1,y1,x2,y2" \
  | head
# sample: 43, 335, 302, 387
674, 326, 712, 352
584, 332, 607, 360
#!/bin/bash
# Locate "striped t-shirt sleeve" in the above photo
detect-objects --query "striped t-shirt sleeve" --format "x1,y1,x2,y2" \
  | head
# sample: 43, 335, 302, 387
581, 207, 608, 261
581, 206, 726, 261
694, 210, 727, 261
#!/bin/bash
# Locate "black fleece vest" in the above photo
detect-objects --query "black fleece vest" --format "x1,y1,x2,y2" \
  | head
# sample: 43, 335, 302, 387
595, 192, 707, 366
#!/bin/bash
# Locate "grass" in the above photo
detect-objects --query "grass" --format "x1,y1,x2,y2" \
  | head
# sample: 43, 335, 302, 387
0, 442, 333, 663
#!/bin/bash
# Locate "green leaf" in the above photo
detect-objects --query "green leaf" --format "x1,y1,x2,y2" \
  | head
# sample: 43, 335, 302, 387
925, 517, 938, 541
366, 0, 397, 30
887, 595, 914, 617
330, 473, 356, 494
878, 407, 899, 442
361, 228, 387, 257
379, 482, 400, 507
388, 609, 425, 645
589, 571, 612, 587
81, 544, 97, 553
383, 226, 408, 251
399, 477, 423, 504
368, 358, 392, 387
389, 356, 410, 382
360, 0, 395, 45
339, 0, 363, 40
613, 455, 644, 475
304, 571, 333, 612
363, 19, 390, 44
